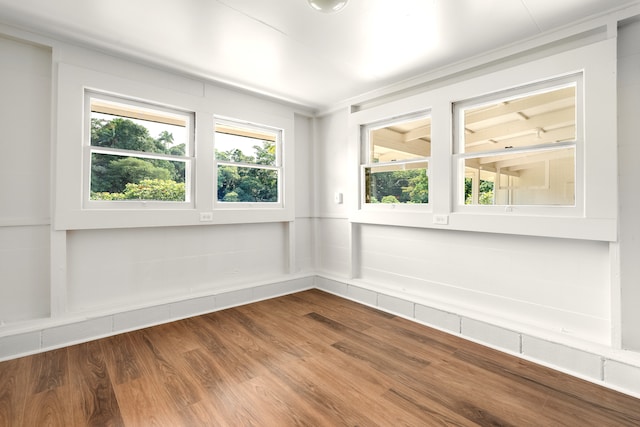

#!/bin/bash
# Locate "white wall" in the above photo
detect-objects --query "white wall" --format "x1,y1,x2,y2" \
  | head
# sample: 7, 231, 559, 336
66, 224, 288, 313
618, 17, 640, 351
0, 31, 316, 355
0, 35, 51, 324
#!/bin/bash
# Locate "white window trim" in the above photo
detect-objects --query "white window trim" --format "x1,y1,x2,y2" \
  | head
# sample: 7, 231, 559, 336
452, 74, 583, 216
214, 117, 284, 209
359, 111, 432, 211
349, 38, 617, 241
83, 91, 196, 210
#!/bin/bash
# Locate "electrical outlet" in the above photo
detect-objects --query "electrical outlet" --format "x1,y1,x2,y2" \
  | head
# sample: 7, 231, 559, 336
199, 212, 213, 221
433, 214, 449, 225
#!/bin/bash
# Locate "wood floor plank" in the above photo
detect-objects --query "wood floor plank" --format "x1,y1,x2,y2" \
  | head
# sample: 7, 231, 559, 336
188, 313, 263, 383
110, 375, 185, 426
1, 289, 639, 426
133, 329, 204, 410
67, 340, 124, 427
100, 332, 143, 386
29, 347, 68, 394
181, 347, 265, 426
20, 386, 73, 427
0, 357, 28, 426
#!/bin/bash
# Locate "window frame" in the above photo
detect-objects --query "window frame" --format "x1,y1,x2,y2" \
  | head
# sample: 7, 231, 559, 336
213, 117, 284, 208
83, 91, 196, 210
360, 111, 432, 210
452, 74, 583, 216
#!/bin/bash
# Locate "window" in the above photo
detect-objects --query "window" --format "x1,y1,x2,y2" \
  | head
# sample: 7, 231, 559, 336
361, 113, 431, 205
85, 93, 194, 205
349, 39, 615, 240
454, 76, 580, 208
214, 119, 282, 204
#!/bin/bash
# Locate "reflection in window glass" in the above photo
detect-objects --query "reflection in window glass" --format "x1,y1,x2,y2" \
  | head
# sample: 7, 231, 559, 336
369, 117, 431, 163
364, 114, 431, 204
463, 147, 575, 206
458, 81, 577, 206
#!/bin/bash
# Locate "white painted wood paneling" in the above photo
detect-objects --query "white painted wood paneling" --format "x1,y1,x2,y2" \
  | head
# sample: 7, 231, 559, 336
618, 17, 640, 351
0, 36, 50, 224
315, 218, 351, 277
315, 110, 350, 218
294, 114, 313, 218
66, 223, 288, 313
0, 35, 51, 325
356, 223, 610, 344
0, 226, 50, 323
294, 218, 315, 274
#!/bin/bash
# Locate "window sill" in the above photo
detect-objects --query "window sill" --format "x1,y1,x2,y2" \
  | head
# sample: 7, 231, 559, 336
54, 207, 294, 230
350, 209, 616, 241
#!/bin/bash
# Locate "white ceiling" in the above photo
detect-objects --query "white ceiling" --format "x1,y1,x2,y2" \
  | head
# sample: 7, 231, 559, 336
0, 0, 637, 111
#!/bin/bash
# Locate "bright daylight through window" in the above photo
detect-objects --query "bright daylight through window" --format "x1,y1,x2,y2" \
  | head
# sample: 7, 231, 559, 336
215, 120, 281, 204
362, 113, 431, 204
86, 94, 193, 203
455, 77, 579, 207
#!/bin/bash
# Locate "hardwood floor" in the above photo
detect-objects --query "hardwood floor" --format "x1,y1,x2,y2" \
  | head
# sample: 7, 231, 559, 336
1, 289, 639, 426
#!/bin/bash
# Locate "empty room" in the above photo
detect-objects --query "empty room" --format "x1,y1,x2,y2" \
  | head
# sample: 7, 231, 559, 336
1, 0, 640, 425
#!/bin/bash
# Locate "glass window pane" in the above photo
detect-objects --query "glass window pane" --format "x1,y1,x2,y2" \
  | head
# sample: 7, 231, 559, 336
369, 116, 431, 163
365, 162, 428, 204
91, 99, 189, 154
462, 85, 576, 154
464, 147, 574, 206
90, 153, 186, 201
215, 124, 277, 166
217, 165, 278, 203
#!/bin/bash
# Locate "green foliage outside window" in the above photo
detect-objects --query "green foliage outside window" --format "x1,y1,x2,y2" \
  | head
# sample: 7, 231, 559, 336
90, 117, 187, 201
216, 141, 278, 203
366, 168, 429, 204
464, 177, 494, 204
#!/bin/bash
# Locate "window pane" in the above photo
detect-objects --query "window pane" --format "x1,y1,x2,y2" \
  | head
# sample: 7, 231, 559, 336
91, 98, 189, 155
464, 147, 574, 206
90, 153, 186, 201
365, 162, 428, 204
369, 116, 431, 163
217, 165, 278, 202
462, 85, 576, 154
215, 123, 277, 166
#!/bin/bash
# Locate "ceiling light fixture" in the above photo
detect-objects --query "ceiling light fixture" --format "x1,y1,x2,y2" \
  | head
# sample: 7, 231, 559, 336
307, 0, 349, 13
